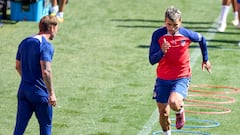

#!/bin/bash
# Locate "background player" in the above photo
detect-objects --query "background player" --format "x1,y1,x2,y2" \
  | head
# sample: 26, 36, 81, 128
14, 15, 58, 135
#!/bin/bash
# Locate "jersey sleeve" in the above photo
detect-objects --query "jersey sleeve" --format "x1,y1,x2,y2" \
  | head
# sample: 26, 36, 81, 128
180, 27, 208, 62
40, 42, 54, 62
149, 28, 166, 65
198, 36, 208, 62
16, 39, 26, 61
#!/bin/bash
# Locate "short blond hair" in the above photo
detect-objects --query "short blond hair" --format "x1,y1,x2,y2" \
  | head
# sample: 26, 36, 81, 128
39, 15, 58, 32
165, 6, 182, 22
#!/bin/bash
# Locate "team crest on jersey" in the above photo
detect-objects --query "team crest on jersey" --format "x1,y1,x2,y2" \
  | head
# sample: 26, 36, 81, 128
180, 40, 186, 46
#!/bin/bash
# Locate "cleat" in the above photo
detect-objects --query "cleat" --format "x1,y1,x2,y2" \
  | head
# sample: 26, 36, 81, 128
50, 12, 57, 16
175, 108, 185, 129
236, 23, 240, 29
56, 16, 64, 23
217, 23, 226, 32
232, 19, 239, 26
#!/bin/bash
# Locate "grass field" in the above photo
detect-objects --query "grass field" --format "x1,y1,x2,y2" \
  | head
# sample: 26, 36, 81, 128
1, 0, 240, 135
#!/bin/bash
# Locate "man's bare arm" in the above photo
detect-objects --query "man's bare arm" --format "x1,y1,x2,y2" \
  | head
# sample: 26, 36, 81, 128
15, 60, 22, 76
40, 60, 57, 106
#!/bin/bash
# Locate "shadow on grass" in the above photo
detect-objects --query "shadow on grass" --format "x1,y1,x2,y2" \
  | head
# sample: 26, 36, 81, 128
112, 18, 240, 50
111, 19, 213, 25
111, 18, 240, 35
207, 39, 239, 44
111, 18, 217, 32
0, 19, 17, 25
116, 25, 159, 29
115, 24, 239, 35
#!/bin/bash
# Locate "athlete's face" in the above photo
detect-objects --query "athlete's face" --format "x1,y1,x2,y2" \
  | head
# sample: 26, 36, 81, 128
165, 17, 182, 35
49, 24, 59, 40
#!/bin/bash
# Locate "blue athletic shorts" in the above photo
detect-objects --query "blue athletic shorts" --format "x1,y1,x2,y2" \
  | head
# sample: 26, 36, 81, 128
153, 78, 190, 103
238, 0, 240, 3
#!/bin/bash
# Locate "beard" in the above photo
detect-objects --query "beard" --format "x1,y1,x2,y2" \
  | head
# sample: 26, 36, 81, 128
49, 34, 55, 40
169, 28, 179, 35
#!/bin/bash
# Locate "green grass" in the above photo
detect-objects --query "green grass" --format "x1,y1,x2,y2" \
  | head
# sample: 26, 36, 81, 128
1, 0, 240, 134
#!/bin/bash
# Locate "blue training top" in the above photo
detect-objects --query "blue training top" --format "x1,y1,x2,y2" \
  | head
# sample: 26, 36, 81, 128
16, 35, 54, 93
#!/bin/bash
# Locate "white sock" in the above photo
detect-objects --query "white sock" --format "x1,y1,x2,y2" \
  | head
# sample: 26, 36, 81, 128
163, 130, 171, 135
233, 11, 238, 20
219, 5, 230, 24
57, 12, 64, 18
51, 6, 59, 14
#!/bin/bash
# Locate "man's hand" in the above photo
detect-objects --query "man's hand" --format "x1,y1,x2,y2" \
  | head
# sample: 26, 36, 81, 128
202, 61, 211, 74
48, 92, 57, 107
161, 38, 171, 54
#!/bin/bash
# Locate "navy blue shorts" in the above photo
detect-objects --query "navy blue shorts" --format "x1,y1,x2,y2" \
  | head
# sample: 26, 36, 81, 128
153, 78, 190, 103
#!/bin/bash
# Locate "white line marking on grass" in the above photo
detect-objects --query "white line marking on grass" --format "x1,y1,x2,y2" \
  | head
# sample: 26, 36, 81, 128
137, 109, 159, 135
137, 18, 219, 135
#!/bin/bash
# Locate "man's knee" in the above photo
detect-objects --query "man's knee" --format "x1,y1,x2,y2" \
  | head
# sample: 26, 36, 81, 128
168, 98, 183, 111
168, 92, 184, 111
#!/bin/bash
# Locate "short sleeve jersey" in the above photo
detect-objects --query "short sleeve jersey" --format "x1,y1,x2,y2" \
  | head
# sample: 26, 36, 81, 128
16, 35, 54, 91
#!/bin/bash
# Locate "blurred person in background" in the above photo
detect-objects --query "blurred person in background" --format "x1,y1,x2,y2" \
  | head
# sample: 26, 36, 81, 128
51, 0, 67, 22
218, 0, 239, 32
236, 0, 240, 28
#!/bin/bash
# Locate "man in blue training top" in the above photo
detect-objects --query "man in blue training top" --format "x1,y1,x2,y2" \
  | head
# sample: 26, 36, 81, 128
14, 15, 59, 135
